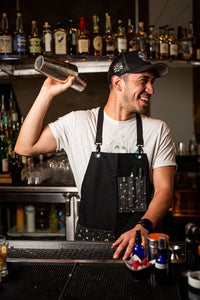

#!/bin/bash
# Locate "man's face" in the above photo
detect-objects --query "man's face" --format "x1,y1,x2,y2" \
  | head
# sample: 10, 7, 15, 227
120, 71, 155, 114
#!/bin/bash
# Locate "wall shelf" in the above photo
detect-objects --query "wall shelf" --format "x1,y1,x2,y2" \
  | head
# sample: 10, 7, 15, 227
0, 56, 197, 78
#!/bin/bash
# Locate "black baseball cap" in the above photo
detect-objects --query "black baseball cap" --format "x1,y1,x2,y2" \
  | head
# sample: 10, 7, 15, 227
107, 51, 169, 84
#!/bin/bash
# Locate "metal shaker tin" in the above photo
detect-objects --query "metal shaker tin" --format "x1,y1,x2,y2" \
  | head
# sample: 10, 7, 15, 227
34, 55, 87, 92
147, 233, 169, 261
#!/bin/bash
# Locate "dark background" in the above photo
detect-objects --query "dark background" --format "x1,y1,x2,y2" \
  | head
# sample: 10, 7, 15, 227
0, 0, 148, 35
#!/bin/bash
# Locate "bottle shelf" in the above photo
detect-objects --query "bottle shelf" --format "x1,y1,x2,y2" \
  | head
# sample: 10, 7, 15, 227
7, 226, 65, 237
0, 56, 198, 78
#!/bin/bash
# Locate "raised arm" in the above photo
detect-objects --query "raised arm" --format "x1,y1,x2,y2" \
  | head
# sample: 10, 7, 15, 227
14, 75, 75, 156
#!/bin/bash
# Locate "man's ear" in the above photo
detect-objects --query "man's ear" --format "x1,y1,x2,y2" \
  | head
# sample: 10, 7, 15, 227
111, 75, 124, 91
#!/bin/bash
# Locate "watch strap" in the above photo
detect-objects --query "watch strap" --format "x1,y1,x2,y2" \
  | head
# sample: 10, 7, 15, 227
137, 218, 153, 233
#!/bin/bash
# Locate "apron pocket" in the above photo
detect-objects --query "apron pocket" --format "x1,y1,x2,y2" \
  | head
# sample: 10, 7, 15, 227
117, 171, 147, 213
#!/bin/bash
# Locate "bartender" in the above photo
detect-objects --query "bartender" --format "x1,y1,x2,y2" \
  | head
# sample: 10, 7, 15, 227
14, 51, 176, 260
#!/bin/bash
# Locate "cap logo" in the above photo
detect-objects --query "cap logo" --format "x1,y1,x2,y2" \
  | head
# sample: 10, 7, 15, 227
138, 51, 150, 63
113, 62, 124, 73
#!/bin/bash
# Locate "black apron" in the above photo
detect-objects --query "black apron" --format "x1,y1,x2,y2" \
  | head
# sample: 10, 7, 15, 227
76, 107, 153, 242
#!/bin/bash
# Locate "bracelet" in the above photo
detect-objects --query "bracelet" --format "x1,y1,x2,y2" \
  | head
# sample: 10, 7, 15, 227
137, 218, 153, 233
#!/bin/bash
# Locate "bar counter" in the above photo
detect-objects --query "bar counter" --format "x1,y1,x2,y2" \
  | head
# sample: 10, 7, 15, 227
0, 240, 197, 300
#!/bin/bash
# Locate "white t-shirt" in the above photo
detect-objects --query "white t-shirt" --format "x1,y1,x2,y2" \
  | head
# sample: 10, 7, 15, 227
49, 107, 176, 195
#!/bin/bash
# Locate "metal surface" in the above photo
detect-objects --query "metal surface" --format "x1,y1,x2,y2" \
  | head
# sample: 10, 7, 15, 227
7, 240, 118, 263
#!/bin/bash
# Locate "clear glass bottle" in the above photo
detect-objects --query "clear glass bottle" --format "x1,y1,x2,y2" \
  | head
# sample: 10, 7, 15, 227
90, 14, 103, 56
116, 19, 127, 54
158, 26, 169, 59
53, 21, 67, 55
0, 12, 12, 55
67, 19, 78, 56
28, 20, 42, 56
103, 13, 115, 57
77, 17, 89, 56
13, 11, 26, 56
127, 18, 138, 52
168, 27, 178, 60
42, 22, 53, 56
137, 21, 147, 55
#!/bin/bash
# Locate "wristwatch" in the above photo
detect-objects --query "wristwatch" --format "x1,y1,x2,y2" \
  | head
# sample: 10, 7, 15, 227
137, 218, 153, 233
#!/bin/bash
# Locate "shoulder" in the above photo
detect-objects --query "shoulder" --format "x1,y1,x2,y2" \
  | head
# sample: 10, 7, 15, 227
141, 115, 171, 132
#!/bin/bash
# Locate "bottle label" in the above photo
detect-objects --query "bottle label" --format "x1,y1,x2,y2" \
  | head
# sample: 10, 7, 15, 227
13, 34, 26, 53
160, 43, 168, 54
71, 32, 77, 46
0, 35, 12, 53
129, 41, 139, 52
93, 36, 103, 51
117, 38, 127, 53
170, 44, 178, 56
78, 39, 89, 53
2, 158, 9, 172
29, 37, 41, 54
44, 32, 52, 52
155, 262, 168, 270
54, 31, 67, 54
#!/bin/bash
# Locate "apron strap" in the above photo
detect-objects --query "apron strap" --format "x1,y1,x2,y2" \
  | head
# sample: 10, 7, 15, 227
95, 108, 144, 154
136, 113, 144, 153
95, 107, 104, 157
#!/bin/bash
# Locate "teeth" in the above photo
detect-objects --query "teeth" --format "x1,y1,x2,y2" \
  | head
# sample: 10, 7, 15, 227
140, 97, 149, 102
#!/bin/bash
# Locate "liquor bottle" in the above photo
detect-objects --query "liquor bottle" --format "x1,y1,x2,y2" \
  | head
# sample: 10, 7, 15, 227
127, 18, 139, 52
53, 22, 67, 56
28, 20, 42, 56
16, 204, 24, 230
103, 13, 115, 57
1, 94, 9, 127
67, 19, 78, 55
90, 14, 103, 56
8, 90, 19, 128
195, 34, 200, 61
185, 223, 200, 270
158, 26, 168, 59
155, 236, 171, 283
187, 22, 196, 60
116, 19, 127, 54
77, 17, 89, 56
11, 153, 24, 184
132, 230, 145, 260
0, 12, 12, 55
0, 122, 9, 173
168, 28, 178, 60
13, 11, 26, 56
25, 204, 35, 233
147, 25, 156, 59
49, 204, 58, 233
178, 27, 189, 61
137, 21, 147, 55
42, 22, 53, 56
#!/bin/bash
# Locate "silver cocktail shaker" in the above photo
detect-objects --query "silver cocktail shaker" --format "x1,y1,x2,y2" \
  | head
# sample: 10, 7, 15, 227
34, 55, 87, 92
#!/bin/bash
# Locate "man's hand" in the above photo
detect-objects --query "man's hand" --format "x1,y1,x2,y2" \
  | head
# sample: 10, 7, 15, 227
112, 225, 149, 260
42, 75, 76, 98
